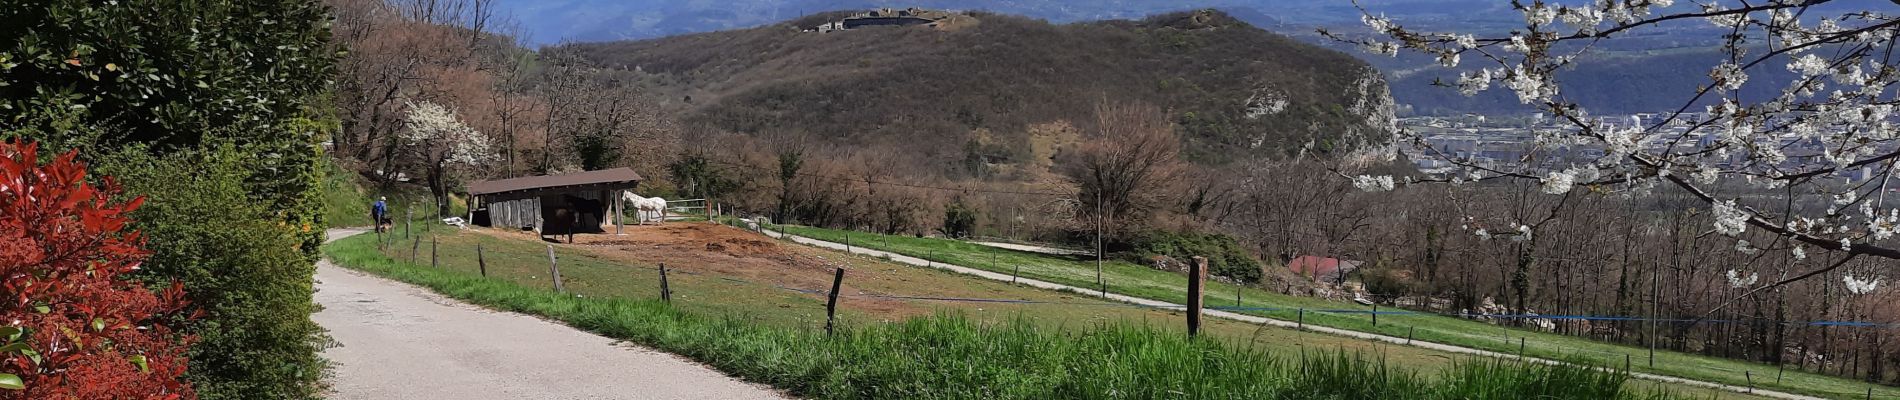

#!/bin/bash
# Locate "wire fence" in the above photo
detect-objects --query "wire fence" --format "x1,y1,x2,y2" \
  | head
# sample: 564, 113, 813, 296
367, 222, 1900, 398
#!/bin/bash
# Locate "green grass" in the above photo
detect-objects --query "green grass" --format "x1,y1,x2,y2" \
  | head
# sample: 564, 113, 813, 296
773, 224, 1898, 399
323, 231, 1689, 400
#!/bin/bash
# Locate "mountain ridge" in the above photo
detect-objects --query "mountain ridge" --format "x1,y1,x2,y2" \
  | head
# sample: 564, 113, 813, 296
560, 9, 1395, 173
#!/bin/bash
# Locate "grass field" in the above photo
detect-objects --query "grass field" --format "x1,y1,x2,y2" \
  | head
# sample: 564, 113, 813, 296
771, 223, 1897, 399
323, 228, 1714, 400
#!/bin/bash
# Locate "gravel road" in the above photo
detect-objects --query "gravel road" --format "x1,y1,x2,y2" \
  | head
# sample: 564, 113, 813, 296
315, 229, 787, 400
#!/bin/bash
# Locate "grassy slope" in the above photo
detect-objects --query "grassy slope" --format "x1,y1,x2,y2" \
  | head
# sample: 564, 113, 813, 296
318, 158, 466, 228
323, 229, 1697, 400
774, 224, 1897, 399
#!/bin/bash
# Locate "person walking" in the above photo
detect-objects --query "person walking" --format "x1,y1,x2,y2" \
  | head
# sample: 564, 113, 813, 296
371, 196, 388, 232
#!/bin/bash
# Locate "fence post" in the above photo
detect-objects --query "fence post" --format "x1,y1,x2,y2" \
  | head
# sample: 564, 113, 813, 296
1372, 303, 1379, 326
1298, 308, 1305, 329
1187, 256, 1206, 338
1625, 354, 1631, 372
546, 245, 565, 294
1777, 363, 1784, 383
405, 207, 412, 238
1518, 338, 1526, 358
825, 268, 845, 336
410, 237, 420, 265
1408, 327, 1415, 345
476, 243, 487, 277
1235, 284, 1242, 307
1745, 371, 1754, 393
430, 235, 438, 268
659, 263, 672, 304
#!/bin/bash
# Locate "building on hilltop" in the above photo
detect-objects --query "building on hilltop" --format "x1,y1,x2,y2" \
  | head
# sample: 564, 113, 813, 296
812, 8, 957, 33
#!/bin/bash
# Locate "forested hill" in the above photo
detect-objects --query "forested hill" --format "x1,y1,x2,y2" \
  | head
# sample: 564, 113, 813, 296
560, 9, 1395, 170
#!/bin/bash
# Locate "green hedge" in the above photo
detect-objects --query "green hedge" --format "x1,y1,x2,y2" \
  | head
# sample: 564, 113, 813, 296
3, 1, 337, 398
1126, 230, 1263, 283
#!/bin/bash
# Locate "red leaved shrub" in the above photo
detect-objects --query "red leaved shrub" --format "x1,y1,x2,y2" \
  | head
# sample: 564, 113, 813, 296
0, 141, 196, 399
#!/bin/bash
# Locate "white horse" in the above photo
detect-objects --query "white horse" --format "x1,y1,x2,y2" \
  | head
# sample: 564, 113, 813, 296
620, 192, 669, 225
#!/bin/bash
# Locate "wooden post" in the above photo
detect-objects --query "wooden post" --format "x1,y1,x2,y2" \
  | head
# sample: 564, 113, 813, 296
1235, 284, 1242, 307
410, 237, 420, 265
1372, 303, 1379, 326
546, 245, 565, 294
1777, 363, 1785, 383
1298, 308, 1305, 328
430, 235, 438, 268
1095, 194, 1104, 299
1518, 338, 1526, 358
1746, 371, 1754, 393
476, 243, 487, 277
1624, 354, 1631, 372
825, 268, 845, 336
1187, 256, 1206, 338
659, 263, 672, 304
405, 207, 412, 238
844, 230, 851, 253
614, 190, 624, 235
1408, 327, 1416, 345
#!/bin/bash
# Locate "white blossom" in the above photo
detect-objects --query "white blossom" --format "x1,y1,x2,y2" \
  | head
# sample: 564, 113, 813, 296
1694, 166, 1723, 185
1524, 4, 1558, 26
1791, 246, 1807, 260
1713, 200, 1749, 236
1541, 169, 1576, 194
1725, 269, 1759, 288
1362, 14, 1397, 33
402, 100, 497, 166
1353, 175, 1397, 192
1475, 228, 1492, 241
1513, 224, 1533, 242
1711, 62, 1748, 90
1453, 34, 1478, 50
1734, 240, 1761, 255
1437, 52, 1461, 68
1456, 68, 1494, 96
1788, 54, 1831, 77
1505, 65, 1550, 104
1844, 274, 1882, 295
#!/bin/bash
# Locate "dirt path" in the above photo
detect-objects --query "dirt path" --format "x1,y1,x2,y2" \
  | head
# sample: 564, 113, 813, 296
968, 240, 1092, 256
315, 228, 787, 400
757, 226, 1819, 400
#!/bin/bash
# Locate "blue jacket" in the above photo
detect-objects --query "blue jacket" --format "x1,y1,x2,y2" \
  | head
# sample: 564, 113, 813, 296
372, 200, 387, 216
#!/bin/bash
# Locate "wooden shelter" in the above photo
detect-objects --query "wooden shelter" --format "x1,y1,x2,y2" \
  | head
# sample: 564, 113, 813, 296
468, 168, 641, 241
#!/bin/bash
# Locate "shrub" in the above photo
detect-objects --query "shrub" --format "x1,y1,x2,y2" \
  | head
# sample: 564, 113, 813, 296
1125, 230, 1262, 283
101, 145, 326, 400
0, 141, 196, 399
942, 198, 978, 239
3, 1, 337, 398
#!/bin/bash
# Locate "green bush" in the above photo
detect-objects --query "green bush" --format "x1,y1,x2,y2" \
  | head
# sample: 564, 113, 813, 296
1125, 230, 1262, 283
3, 1, 337, 398
102, 145, 326, 399
942, 199, 978, 239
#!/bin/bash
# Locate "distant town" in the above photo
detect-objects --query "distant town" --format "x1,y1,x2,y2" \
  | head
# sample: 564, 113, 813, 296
1400, 113, 1898, 184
